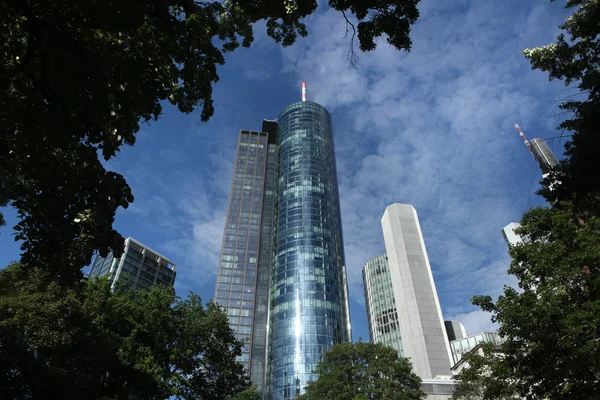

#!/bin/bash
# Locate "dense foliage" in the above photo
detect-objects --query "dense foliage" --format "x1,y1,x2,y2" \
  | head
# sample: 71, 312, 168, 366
457, 2, 600, 399
466, 204, 600, 399
0, 263, 248, 399
299, 342, 425, 400
0, 0, 421, 285
523, 0, 600, 212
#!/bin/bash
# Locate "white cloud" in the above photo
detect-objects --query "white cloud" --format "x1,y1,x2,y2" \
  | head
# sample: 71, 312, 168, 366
446, 309, 498, 335
273, 0, 567, 319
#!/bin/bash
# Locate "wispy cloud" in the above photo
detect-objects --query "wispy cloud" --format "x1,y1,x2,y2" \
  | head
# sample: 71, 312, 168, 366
268, 0, 567, 332
95, 0, 570, 338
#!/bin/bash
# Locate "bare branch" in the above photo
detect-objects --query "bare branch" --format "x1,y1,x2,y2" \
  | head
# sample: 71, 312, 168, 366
341, 10, 359, 69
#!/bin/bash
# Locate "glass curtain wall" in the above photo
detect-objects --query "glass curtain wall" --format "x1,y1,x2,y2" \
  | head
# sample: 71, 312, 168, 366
214, 127, 277, 379
266, 101, 351, 400
362, 254, 402, 356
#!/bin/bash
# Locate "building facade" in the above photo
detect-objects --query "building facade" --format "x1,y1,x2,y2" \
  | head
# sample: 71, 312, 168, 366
381, 203, 453, 379
213, 121, 279, 393
530, 137, 559, 176
449, 331, 505, 365
362, 254, 403, 355
88, 237, 176, 290
267, 101, 351, 399
214, 101, 351, 399
444, 320, 467, 342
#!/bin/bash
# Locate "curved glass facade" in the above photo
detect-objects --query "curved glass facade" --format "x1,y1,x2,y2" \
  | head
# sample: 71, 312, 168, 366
267, 101, 351, 399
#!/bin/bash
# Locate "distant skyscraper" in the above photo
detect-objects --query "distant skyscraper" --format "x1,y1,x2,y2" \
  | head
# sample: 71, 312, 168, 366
213, 121, 279, 393
444, 320, 467, 342
88, 237, 176, 290
502, 222, 523, 248
362, 254, 403, 356
530, 137, 559, 176
381, 203, 453, 379
214, 93, 351, 399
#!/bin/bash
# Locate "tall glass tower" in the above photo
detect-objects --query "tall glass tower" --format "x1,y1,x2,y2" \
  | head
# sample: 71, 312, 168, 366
215, 97, 351, 399
214, 121, 279, 394
267, 101, 351, 399
362, 254, 402, 356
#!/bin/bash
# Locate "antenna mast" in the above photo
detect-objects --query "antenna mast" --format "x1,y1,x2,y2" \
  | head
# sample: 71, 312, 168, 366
302, 82, 306, 102
513, 122, 534, 159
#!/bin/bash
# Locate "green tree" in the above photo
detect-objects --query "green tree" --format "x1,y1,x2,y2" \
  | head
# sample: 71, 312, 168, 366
452, 342, 518, 400
470, 204, 600, 400
227, 385, 261, 400
299, 342, 425, 400
0, 0, 421, 285
523, 0, 600, 212
0, 262, 249, 399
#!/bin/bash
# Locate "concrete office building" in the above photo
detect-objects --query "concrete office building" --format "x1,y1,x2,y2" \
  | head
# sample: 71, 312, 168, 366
88, 237, 176, 290
381, 203, 453, 379
362, 254, 402, 355
214, 95, 351, 399
530, 137, 559, 177
502, 222, 524, 248
444, 320, 467, 342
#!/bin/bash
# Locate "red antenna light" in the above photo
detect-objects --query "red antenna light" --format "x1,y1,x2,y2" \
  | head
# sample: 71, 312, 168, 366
302, 82, 306, 102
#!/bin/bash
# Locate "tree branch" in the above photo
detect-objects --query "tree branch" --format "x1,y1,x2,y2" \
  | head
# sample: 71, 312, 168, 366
341, 10, 359, 69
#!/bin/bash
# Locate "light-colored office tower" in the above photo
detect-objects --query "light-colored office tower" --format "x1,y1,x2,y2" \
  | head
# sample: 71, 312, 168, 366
381, 203, 453, 379
502, 222, 524, 249
88, 237, 176, 291
362, 254, 403, 356
444, 320, 467, 342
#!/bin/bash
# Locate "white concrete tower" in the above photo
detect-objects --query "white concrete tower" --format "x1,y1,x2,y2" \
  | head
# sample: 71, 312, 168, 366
381, 203, 453, 379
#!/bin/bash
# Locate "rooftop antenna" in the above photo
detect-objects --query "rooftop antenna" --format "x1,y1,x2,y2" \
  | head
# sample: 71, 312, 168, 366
302, 81, 306, 102
513, 122, 534, 159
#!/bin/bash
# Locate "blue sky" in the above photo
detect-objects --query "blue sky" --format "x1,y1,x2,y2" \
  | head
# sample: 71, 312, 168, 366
0, 0, 571, 341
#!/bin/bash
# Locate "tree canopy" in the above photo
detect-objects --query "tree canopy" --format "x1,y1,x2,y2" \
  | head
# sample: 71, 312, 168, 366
458, 2, 600, 398
0, 0, 421, 284
468, 204, 600, 400
523, 0, 600, 213
0, 263, 249, 399
299, 342, 425, 400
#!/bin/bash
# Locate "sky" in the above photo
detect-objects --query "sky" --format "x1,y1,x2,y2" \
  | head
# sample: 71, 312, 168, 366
0, 0, 572, 342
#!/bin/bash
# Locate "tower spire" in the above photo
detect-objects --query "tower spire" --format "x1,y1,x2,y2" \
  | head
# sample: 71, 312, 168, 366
513, 122, 534, 159
302, 81, 306, 102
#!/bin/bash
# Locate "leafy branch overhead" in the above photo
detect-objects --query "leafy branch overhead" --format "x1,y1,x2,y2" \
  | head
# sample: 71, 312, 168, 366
0, 0, 421, 283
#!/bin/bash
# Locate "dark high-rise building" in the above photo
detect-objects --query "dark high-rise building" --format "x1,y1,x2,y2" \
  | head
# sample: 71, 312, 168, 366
88, 237, 176, 290
214, 96, 351, 399
214, 121, 279, 393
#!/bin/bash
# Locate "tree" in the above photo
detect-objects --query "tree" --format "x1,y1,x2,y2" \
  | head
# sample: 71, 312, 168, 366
0, 262, 250, 399
0, 0, 421, 285
452, 342, 518, 400
227, 385, 261, 400
523, 0, 600, 213
471, 203, 600, 400
299, 342, 425, 400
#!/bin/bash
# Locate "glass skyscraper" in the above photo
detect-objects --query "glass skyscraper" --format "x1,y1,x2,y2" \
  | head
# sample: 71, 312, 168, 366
214, 100, 351, 399
267, 101, 351, 399
214, 121, 279, 393
88, 237, 176, 290
362, 254, 403, 355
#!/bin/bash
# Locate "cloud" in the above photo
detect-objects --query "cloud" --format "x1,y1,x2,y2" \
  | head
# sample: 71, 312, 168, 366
271, 0, 567, 318
446, 309, 498, 335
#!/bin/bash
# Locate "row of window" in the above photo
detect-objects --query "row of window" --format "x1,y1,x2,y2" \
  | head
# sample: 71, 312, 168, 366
216, 290, 254, 301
